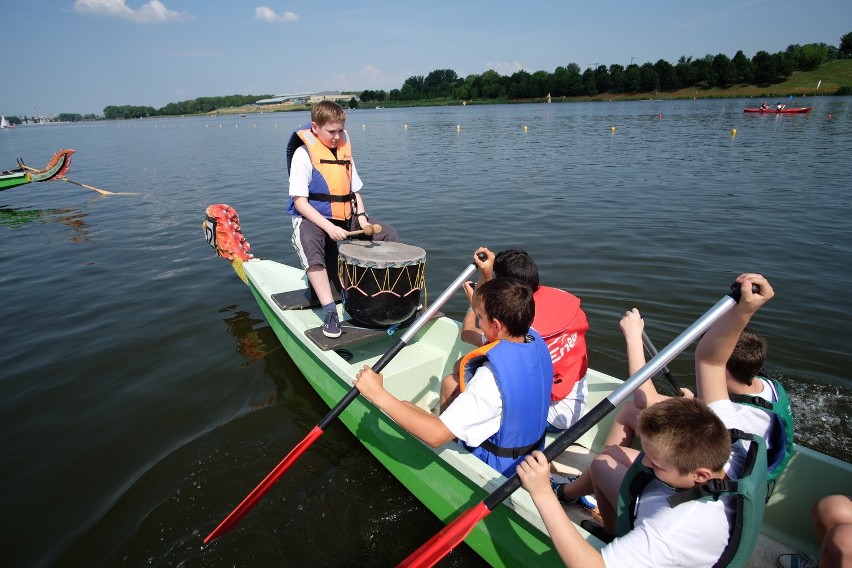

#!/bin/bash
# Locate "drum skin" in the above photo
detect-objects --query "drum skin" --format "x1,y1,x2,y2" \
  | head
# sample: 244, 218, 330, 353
338, 241, 426, 327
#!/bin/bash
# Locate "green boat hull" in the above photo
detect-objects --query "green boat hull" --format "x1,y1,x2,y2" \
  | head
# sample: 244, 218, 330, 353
0, 171, 30, 190
231, 258, 851, 566
246, 275, 562, 566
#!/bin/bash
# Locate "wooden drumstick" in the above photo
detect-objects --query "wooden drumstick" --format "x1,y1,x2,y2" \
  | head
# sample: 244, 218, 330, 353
345, 223, 382, 237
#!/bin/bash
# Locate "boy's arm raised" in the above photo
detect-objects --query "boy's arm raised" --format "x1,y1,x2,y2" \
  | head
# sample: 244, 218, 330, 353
695, 273, 774, 404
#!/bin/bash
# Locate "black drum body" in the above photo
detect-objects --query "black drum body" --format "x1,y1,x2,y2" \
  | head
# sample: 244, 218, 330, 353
337, 241, 426, 327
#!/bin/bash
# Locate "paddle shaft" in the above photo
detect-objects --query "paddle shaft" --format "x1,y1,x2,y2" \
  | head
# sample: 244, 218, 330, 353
641, 330, 683, 396
398, 289, 743, 567
17, 163, 112, 195
205, 255, 483, 543
318, 260, 478, 429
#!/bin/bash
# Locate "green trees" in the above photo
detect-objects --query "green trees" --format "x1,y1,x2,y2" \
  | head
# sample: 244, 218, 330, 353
360, 32, 851, 102
841, 32, 852, 57
102, 94, 271, 119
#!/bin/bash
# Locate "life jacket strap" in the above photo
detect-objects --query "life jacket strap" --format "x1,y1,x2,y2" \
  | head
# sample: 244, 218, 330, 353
319, 158, 351, 168
479, 432, 545, 459
307, 192, 353, 203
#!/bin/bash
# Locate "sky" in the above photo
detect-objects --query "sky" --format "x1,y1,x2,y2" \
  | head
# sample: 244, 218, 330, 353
2, 0, 850, 117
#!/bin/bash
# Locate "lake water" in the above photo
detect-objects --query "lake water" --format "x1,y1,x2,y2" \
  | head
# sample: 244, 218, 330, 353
1, 98, 850, 567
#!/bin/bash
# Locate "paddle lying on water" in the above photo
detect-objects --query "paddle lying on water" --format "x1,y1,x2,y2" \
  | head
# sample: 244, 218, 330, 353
203, 253, 487, 544
397, 283, 750, 567
641, 329, 683, 397
16, 162, 122, 195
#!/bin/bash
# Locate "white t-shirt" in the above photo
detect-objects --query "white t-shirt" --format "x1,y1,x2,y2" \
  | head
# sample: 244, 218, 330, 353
547, 376, 588, 430
439, 363, 502, 447
720, 377, 778, 476
471, 332, 588, 431
601, 399, 749, 567
288, 144, 363, 199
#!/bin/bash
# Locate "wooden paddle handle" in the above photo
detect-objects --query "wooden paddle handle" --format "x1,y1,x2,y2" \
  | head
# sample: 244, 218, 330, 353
346, 223, 382, 237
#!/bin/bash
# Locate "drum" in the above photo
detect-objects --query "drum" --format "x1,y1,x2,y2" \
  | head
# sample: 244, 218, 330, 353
337, 240, 427, 327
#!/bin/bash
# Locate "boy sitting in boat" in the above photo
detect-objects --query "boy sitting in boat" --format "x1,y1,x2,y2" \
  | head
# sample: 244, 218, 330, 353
354, 277, 553, 477
517, 273, 774, 566
555, 307, 793, 505
440, 248, 590, 432
286, 100, 398, 338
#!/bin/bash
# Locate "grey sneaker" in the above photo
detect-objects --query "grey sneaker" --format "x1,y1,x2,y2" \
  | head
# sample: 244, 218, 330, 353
322, 310, 341, 338
776, 553, 817, 568
551, 474, 597, 510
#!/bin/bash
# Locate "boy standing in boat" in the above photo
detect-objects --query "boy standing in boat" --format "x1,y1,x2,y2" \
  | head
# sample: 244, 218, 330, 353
517, 273, 774, 567
286, 100, 398, 338
441, 247, 589, 431
354, 277, 553, 477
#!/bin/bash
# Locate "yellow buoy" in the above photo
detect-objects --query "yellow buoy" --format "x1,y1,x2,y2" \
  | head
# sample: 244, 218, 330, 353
404, 124, 408, 130
731, 128, 737, 136
611, 126, 616, 133
456, 124, 460, 131
523, 125, 528, 132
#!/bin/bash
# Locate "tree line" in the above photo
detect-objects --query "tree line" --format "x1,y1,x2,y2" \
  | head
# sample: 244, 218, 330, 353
103, 94, 272, 120
360, 34, 852, 102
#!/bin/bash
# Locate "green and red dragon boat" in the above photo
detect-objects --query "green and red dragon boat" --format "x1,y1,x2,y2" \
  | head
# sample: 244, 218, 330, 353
202, 204, 851, 567
0, 149, 74, 191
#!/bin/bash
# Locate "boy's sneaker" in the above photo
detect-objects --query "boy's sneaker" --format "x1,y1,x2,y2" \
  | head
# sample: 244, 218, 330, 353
550, 474, 597, 510
322, 310, 342, 338
776, 553, 817, 568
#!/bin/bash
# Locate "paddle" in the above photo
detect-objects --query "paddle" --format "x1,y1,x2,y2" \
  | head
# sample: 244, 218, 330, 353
397, 283, 750, 567
203, 253, 487, 543
346, 223, 382, 237
16, 162, 121, 195
641, 329, 683, 397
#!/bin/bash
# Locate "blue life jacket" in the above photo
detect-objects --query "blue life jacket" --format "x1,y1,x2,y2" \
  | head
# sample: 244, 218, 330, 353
459, 330, 552, 476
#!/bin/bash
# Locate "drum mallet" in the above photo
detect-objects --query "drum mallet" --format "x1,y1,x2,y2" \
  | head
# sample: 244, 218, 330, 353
346, 223, 382, 237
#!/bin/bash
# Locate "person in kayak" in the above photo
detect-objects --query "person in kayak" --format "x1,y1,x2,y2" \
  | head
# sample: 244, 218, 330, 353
354, 277, 553, 477
286, 100, 398, 338
440, 247, 590, 431
761, 101, 770, 110
517, 273, 774, 567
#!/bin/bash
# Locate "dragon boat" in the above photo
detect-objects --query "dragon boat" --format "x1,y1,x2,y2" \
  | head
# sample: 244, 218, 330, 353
743, 107, 813, 114
202, 204, 851, 567
0, 149, 74, 191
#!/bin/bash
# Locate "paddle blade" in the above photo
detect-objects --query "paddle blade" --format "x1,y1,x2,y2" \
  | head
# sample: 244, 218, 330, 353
397, 502, 491, 568
203, 425, 325, 543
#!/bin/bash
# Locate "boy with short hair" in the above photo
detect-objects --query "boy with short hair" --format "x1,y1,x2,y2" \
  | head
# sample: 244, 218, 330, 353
441, 247, 589, 431
287, 100, 398, 338
354, 277, 552, 477
517, 273, 774, 567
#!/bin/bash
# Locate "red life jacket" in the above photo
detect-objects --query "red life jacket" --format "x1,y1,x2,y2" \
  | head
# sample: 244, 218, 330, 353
532, 286, 589, 401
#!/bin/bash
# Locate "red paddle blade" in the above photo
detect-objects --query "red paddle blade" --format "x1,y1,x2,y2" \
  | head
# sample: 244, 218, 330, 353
203, 425, 325, 543
397, 501, 491, 568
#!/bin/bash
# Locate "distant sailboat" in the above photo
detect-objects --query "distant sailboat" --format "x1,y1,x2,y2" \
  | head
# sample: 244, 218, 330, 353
0, 116, 9, 128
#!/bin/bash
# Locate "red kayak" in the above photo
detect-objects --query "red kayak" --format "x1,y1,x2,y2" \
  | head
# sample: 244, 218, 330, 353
743, 107, 813, 114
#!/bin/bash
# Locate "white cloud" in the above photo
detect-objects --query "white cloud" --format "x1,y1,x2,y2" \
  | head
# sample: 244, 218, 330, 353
254, 7, 299, 23
74, 0, 191, 23
485, 60, 524, 75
